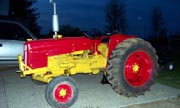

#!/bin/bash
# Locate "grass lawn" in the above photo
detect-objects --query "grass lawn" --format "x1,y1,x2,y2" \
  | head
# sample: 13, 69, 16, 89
156, 54, 180, 89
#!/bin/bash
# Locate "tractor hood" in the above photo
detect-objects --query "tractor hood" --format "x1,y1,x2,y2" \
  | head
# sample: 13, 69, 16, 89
24, 36, 101, 69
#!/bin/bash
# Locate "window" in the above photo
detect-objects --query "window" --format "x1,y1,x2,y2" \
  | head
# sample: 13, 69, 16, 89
0, 21, 30, 41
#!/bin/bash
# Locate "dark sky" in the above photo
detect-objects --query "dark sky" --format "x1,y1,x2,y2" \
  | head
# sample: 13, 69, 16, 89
34, 0, 180, 38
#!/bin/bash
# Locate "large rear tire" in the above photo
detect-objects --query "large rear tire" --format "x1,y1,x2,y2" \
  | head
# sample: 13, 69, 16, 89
45, 76, 78, 108
106, 38, 159, 97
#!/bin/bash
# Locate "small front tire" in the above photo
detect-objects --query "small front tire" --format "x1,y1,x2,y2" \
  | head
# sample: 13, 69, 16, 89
45, 76, 78, 108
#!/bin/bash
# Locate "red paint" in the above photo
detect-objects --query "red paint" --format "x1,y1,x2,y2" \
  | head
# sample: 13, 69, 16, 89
124, 50, 152, 87
54, 83, 73, 103
25, 36, 101, 69
107, 34, 136, 58
24, 34, 135, 69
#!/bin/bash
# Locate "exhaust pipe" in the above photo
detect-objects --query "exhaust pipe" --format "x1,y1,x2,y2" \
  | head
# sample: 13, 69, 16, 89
50, 0, 59, 38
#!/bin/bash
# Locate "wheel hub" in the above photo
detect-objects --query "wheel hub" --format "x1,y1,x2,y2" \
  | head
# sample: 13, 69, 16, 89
124, 50, 152, 87
59, 88, 67, 97
132, 63, 140, 73
54, 84, 72, 103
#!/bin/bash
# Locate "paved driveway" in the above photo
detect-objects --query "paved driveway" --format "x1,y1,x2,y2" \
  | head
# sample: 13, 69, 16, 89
0, 67, 180, 108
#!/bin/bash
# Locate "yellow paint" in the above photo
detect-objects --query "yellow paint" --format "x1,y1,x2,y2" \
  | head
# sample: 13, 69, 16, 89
17, 43, 109, 83
57, 35, 62, 38
26, 39, 32, 41
53, 34, 63, 38
59, 88, 67, 97
132, 63, 140, 73
98, 43, 108, 58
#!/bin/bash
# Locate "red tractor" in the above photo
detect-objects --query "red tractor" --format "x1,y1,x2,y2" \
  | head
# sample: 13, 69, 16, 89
17, 1, 159, 108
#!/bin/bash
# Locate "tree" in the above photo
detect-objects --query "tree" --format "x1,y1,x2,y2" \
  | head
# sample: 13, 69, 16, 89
90, 28, 103, 36
8, 0, 41, 36
59, 25, 83, 36
151, 7, 168, 40
105, 0, 127, 33
46, 24, 83, 38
